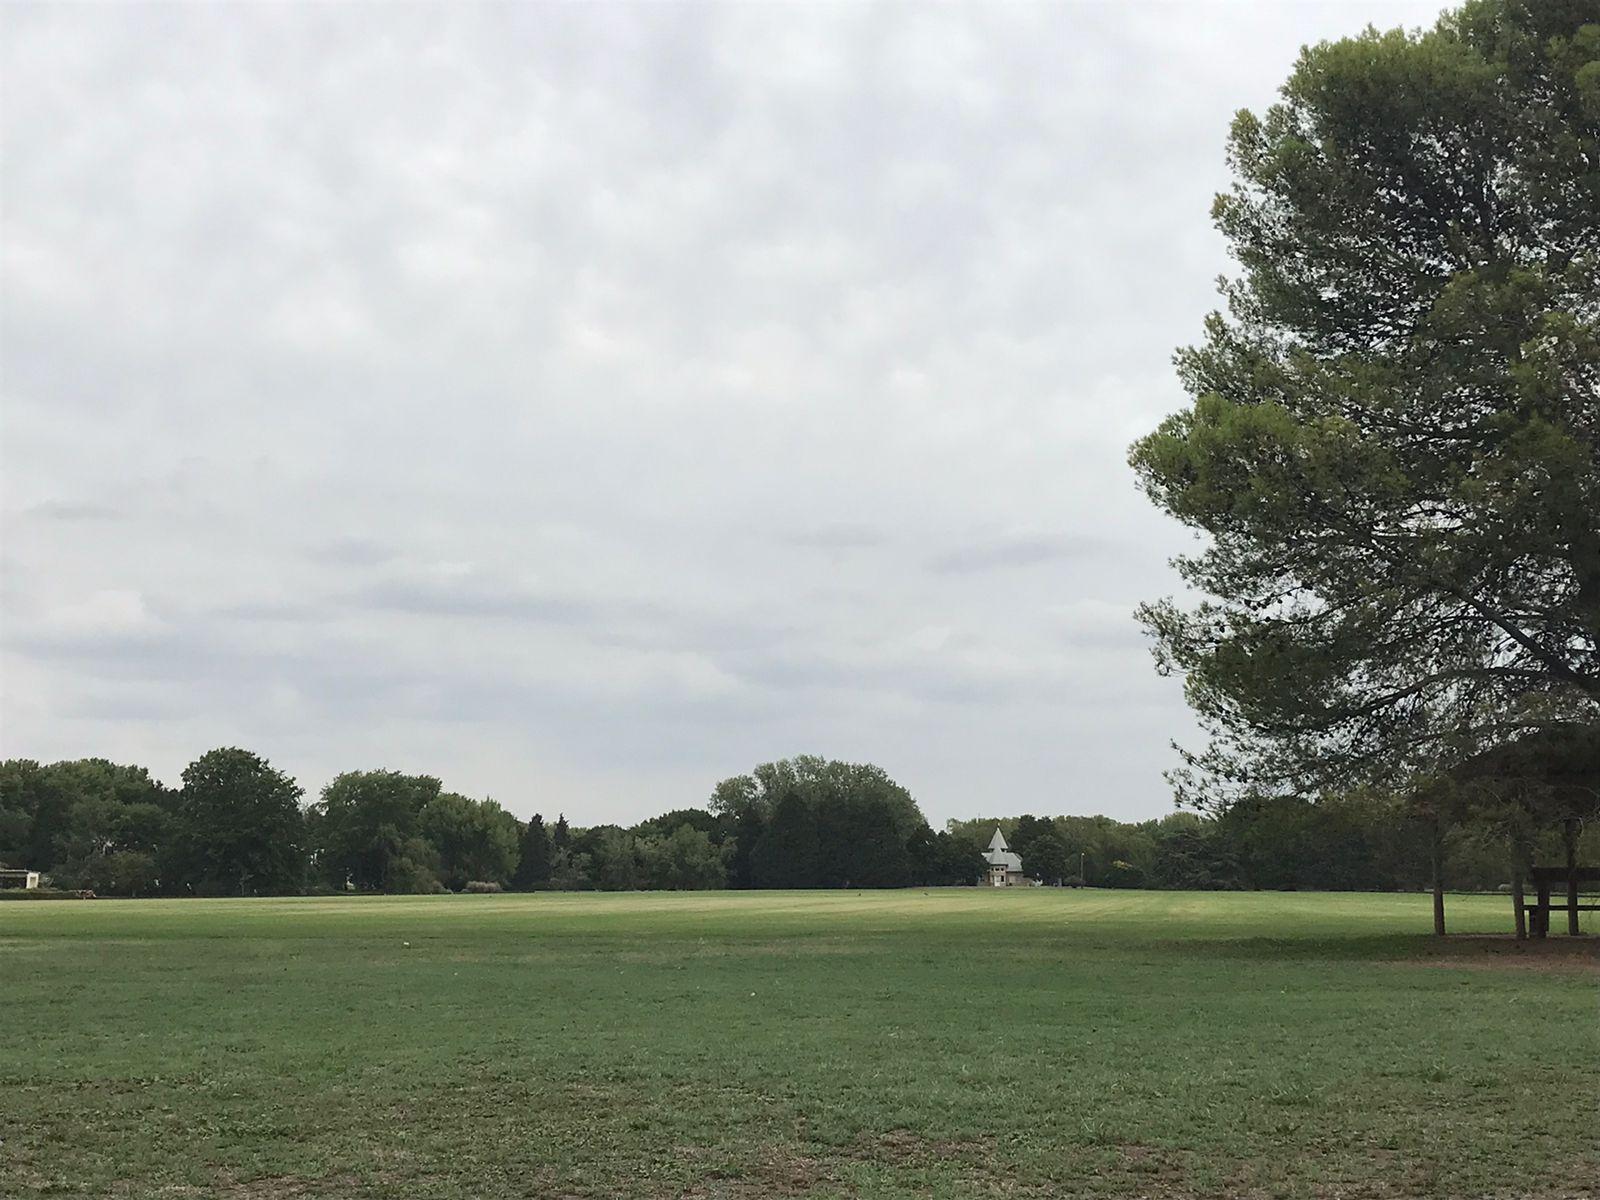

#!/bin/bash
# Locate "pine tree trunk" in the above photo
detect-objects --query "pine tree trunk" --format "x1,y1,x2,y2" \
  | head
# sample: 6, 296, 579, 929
1565, 818, 1581, 937
1430, 821, 1446, 937
1511, 858, 1527, 941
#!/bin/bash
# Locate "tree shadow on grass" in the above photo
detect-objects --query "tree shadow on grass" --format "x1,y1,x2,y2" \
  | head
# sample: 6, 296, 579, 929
1145, 931, 1599, 967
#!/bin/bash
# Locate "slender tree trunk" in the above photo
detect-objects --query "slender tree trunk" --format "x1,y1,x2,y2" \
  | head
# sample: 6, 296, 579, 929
1430, 820, 1446, 937
1565, 818, 1580, 937
1511, 856, 1527, 941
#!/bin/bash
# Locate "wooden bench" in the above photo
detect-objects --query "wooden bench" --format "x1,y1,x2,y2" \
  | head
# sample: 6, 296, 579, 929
1522, 867, 1600, 937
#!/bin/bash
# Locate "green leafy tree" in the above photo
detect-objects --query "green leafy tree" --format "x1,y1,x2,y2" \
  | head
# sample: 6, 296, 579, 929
511, 813, 553, 890
1007, 815, 1053, 874
0, 803, 29, 861
18, 761, 174, 893
712, 757, 933, 889
548, 846, 592, 890
72, 849, 162, 897
1150, 823, 1241, 891
50, 797, 173, 893
915, 832, 985, 889
0, 759, 47, 866
709, 775, 765, 888
0, 759, 173, 878
640, 823, 727, 890
310, 770, 441, 891
418, 793, 520, 889
751, 791, 821, 888
632, 807, 722, 841
170, 748, 306, 895
932, 830, 986, 885
1130, 1, 1600, 808
722, 757, 927, 889
908, 825, 940, 884
1025, 833, 1071, 886
588, 826, 644, 890
814, 793, 914, 887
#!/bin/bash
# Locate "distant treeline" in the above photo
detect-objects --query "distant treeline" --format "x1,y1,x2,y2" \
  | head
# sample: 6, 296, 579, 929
0, 752, 980, 896
950, 802, 1596, 894
4, 749, 1585, 897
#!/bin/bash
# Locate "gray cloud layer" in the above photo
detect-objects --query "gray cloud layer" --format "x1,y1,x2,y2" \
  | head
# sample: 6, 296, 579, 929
0, 1, 1444, 823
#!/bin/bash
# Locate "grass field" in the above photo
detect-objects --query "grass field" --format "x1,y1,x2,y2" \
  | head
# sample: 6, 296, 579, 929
1, 890, 1595, 1199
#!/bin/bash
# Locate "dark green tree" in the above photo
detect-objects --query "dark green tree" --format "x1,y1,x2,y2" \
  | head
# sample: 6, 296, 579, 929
0, 758, 173, 878
588, 826, 644, 890
751, 791, 821, 888
548, 846, 592, 890
815, 793, 913, 887
639, 823, 727, 890
170, 748, 306, 895
709, 775, 765, 888
1130, 1, 1600, 808
1025, 833, 1071, 886
908, 824, 940, 884
719, 757, 928, 889
1150, 821, 1241, 890
934, 830, 987, 885
15, 760, 174, 892
727, 803, 765, 889
0, 759, 47, 866
418, 793, 520, 889
511, 813, 553, 890
632, 807, 722, 841
310, 770, 441, 891
1008, 814, 1053, 872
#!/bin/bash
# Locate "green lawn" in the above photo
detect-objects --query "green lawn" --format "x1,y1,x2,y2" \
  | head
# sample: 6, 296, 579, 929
1, 890, 1594, 1199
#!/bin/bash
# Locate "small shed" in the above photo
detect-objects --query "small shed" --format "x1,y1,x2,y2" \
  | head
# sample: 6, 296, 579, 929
0, 869, 41, 890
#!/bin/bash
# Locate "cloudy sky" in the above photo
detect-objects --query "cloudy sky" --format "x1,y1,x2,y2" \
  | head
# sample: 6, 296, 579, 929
2, 1, 1445, 826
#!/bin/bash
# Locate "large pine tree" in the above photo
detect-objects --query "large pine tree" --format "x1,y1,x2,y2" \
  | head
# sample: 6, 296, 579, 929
1132, 0, 1600, 806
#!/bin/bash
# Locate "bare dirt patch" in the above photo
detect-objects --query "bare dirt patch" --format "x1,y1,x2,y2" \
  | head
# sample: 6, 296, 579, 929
676, 1134, 1010, 1199
217, 1173, 367, 1198
135, 1173, 368, 1199
677, 1145, 836, 1199
844, 1128, 994, 1165
1118, 1143, 1193, 1181
1409, 935, 1599, 973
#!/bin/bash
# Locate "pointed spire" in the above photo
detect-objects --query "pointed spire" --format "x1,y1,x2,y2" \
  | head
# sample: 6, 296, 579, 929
988, 827, 1009, 852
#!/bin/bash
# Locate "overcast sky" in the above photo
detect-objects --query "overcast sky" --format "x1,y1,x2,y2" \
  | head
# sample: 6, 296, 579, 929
1, 1, 1446, 826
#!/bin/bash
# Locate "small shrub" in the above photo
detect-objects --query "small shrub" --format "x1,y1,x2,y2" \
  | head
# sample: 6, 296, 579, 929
463, 880, 502, 894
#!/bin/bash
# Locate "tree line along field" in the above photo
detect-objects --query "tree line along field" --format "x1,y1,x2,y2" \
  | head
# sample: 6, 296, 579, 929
10, 752, 1582, 901
2, 890, 1595, 1200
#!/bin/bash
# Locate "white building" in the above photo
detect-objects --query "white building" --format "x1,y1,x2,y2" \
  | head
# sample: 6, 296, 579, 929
0, 869, 41, 890
982, 828, 1026, 887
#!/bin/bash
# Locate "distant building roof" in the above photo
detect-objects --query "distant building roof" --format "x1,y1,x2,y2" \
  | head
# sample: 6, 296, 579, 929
983, 828, 1022, 871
